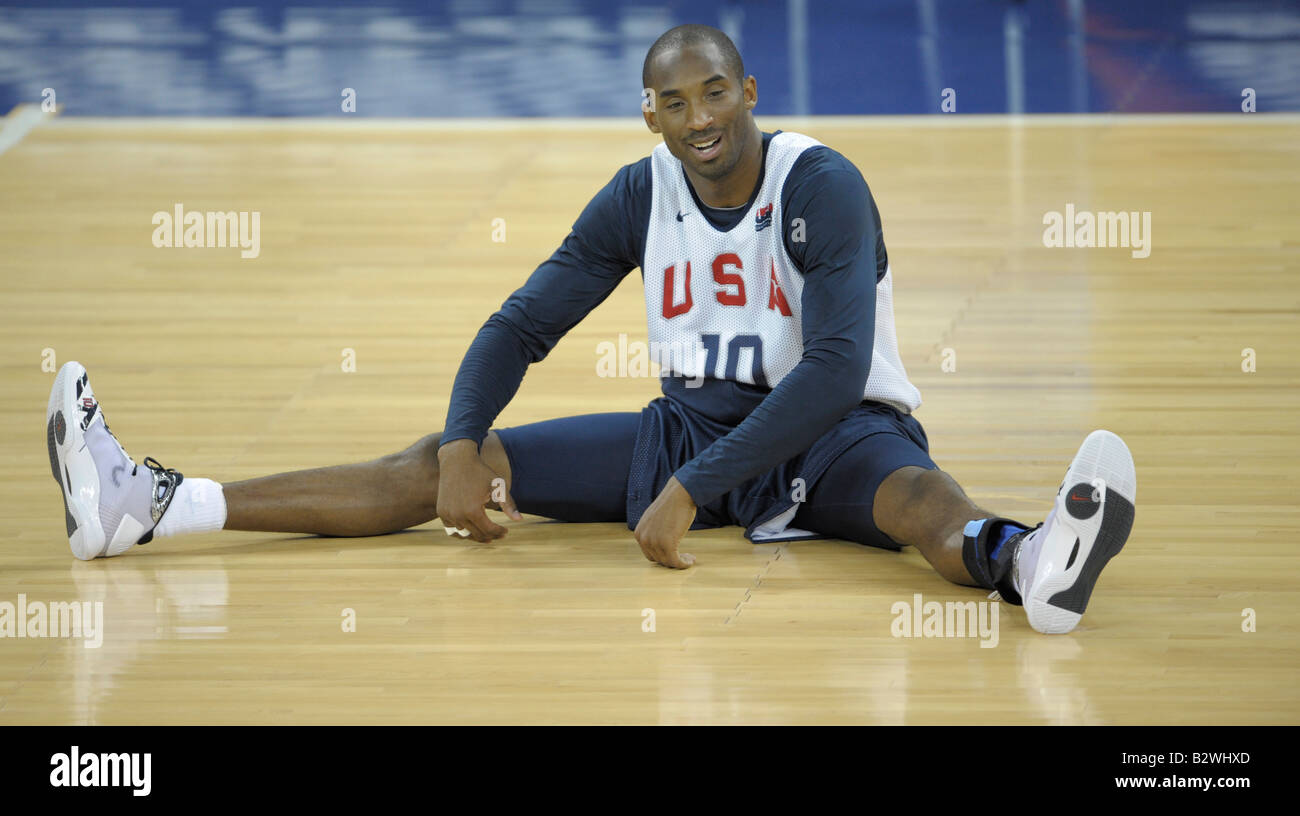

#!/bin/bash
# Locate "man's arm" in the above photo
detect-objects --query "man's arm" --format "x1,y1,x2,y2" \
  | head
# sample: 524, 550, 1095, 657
441, 159, 650, 449
667, 155, 881, 513
440, 237, 628, 449
437, 160, 650, 541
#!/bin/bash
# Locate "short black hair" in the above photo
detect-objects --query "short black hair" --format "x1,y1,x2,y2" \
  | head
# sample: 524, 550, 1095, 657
641, 24, 744, 90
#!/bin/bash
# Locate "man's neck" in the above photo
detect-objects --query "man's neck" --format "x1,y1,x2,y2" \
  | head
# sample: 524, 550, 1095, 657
685, 122, 764, 209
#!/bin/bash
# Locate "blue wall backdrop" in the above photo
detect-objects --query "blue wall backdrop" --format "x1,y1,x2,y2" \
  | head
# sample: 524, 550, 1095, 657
1, 0, 1297, 116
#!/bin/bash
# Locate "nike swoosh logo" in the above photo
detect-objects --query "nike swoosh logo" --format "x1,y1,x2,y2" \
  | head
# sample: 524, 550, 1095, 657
676, 211, 687, 221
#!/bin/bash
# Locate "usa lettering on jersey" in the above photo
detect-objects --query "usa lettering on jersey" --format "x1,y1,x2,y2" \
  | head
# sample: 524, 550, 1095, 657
641, 131, 923, 415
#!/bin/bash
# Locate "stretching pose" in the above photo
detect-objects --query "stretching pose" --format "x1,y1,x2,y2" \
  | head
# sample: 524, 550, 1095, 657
45, 24, 1136, 634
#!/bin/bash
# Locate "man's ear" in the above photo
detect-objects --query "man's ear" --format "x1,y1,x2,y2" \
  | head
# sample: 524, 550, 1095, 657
642, 88, 661, 133
743, 75, 757, 111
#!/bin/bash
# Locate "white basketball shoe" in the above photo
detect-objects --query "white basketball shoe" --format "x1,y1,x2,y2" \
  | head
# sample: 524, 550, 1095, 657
1012, 430, 1137, 634
46, 361, 183, 560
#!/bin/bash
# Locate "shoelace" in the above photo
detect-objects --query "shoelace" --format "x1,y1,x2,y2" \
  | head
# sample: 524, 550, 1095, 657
142, 456, 181, 488
140, 456, 183, 525
82, 389, 183, 527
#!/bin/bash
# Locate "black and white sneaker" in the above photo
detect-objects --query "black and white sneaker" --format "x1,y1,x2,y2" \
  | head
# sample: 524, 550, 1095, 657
1014, 430, 1137, 634
46, 361, 183, 560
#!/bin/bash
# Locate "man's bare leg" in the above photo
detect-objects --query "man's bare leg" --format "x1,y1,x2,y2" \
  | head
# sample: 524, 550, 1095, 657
222, 431, 513, 536
871, 432, 1137, 635
871, 466, 1005, 586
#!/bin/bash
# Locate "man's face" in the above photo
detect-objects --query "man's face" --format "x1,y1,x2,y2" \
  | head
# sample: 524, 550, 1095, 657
644, 42, 757, 182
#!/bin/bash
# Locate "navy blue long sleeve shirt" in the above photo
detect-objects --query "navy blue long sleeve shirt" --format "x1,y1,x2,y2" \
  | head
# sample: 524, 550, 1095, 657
442, 131, 888, 507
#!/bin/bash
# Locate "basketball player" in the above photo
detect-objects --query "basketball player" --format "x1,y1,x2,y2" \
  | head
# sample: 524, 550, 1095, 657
45, 25, 1135, 634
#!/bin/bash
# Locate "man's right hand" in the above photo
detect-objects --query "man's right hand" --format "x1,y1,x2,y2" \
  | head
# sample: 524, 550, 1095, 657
436, 438, 522, 542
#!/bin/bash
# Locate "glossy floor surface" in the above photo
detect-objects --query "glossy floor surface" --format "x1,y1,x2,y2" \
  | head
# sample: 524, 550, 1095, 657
1, 114, 1297, 723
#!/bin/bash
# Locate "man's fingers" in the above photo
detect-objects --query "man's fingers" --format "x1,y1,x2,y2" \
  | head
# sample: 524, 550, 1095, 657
644, 539, 694, 569
436, 511, 458, 535
499, 490, 523, 522
438, 509, 491, 543
635, 531, 664, 564
462, 518, 493, 543
467, 506, 507, 540
442, 515, 483, 542
662, 550, 695, 569
638, 539, 657, 562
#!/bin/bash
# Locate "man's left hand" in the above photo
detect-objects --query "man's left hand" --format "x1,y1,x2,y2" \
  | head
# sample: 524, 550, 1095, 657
633, 476, 698, 569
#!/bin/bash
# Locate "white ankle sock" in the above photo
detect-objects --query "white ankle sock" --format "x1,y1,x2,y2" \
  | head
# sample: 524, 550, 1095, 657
154, 478, 227, 538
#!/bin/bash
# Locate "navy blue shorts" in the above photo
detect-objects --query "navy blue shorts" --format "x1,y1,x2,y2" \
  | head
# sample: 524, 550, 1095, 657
494, 397, 938, 550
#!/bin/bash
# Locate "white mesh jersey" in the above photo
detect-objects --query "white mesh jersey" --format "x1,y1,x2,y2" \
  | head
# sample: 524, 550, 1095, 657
642, 131, 922, 415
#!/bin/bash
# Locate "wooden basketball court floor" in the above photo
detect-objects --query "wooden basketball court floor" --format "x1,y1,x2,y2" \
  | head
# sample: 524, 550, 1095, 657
0, 113, 1296, 725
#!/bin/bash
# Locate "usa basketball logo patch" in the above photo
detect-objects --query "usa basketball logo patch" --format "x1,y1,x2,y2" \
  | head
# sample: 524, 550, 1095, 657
754, 203, 773, 231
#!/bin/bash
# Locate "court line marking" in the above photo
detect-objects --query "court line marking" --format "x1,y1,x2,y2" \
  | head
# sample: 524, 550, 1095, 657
39, 112, 1300, 132
0, 104, 49, 155
724, 544, 786, 626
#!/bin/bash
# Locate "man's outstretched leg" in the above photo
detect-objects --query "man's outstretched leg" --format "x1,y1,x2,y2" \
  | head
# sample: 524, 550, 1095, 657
872, 432, 1137, 634
46, 361, 512, 559
219, 427, 511, 536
